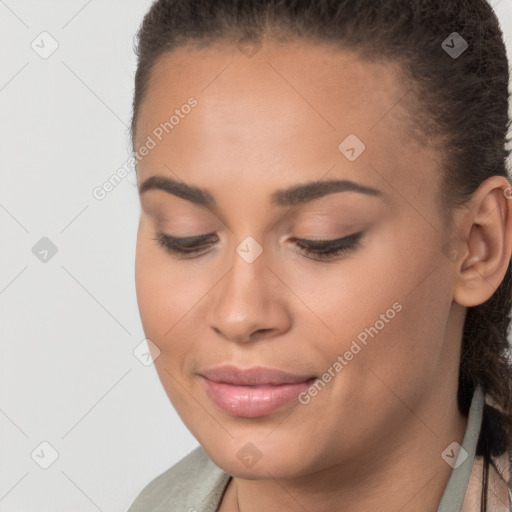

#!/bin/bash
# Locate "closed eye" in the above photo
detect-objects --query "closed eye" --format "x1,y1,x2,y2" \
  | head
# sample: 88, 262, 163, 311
151, 231, 364, 261
292, 232, 363, 260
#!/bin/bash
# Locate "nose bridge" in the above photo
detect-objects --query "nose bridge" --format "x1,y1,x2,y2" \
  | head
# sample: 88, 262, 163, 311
219, 235, 268, 314
207, 235, 287, 342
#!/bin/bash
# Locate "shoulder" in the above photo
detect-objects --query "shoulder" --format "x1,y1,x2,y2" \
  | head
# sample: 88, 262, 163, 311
127, 445, 231, 512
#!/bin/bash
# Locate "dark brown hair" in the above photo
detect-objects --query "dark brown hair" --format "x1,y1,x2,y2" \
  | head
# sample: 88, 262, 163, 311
131, 1, 512, 508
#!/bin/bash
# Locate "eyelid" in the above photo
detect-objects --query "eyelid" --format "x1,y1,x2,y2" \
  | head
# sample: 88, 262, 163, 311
292, 232, 362, 245
162, 232, 218, 244
153, 230, 364, 261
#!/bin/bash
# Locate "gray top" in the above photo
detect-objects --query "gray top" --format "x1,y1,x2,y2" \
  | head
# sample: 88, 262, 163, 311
128, 386, 512, 512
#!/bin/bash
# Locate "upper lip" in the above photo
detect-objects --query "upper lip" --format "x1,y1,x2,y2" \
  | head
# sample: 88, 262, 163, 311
199, 365, 316, 386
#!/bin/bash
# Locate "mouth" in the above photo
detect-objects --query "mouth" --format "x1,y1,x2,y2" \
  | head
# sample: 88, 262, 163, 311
198, 365, 317, 417
199, 364, 316, 386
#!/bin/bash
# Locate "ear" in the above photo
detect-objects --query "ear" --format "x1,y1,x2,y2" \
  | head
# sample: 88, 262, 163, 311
452, 176, 512, 307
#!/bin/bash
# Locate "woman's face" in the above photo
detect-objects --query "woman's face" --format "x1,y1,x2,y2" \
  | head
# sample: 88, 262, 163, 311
134, 40, 461, 478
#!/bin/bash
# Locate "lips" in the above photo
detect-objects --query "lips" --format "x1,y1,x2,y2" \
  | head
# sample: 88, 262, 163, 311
199, 364, 316, 386
198, 365, 317, 417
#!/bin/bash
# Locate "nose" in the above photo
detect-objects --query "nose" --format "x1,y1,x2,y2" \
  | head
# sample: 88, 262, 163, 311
206, 242, 292, 344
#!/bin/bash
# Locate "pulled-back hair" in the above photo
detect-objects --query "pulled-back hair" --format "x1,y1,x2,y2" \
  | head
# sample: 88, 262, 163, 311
131, 1, 512, 508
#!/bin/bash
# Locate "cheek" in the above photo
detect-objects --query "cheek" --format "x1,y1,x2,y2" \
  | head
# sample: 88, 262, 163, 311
279, 254, 404, 341
134, 235, 211, 418
134, 230, 207, 356
135, 232, 182, 348
135, 235, 163, 337
300, 232, 448, 373
326, 238, 453, 392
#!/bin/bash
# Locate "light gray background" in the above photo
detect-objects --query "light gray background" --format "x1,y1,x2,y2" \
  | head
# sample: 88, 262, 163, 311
0, 1, 511, 511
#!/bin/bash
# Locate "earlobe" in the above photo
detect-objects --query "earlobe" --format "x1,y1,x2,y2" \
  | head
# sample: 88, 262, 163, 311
452, 176, 512, 308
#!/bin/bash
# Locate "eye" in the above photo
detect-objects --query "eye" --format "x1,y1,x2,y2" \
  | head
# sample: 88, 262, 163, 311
152, 232, 218, 259
152, 231, 364, 261
291, 232, 363, 261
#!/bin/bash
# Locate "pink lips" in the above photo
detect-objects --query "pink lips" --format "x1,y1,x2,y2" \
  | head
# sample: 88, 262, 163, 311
199, 365, 316, 417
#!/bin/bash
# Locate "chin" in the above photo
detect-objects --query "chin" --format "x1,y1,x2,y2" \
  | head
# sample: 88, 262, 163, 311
199, 435, 316, 480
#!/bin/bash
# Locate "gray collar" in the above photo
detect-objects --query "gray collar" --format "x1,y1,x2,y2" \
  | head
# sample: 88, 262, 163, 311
437, 385, 485, 511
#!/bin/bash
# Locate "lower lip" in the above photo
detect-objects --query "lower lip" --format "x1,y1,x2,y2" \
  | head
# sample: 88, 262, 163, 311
200, 376, 315, 417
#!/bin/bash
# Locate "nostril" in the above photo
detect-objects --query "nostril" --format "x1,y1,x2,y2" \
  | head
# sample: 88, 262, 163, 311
250, 328, 277, 341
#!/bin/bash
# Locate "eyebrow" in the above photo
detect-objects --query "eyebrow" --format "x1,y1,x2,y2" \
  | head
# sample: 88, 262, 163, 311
138, 175, 382, 208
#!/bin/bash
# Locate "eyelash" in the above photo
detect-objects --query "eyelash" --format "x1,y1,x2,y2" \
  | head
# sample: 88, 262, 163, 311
152, 231, 363, 261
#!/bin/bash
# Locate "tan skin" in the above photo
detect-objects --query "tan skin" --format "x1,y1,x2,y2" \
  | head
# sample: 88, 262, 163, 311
133, 39, 512, 512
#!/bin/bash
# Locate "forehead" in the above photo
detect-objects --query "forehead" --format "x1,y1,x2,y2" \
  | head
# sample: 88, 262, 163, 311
134, 39, 440, 206
136, 39, 411, 142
